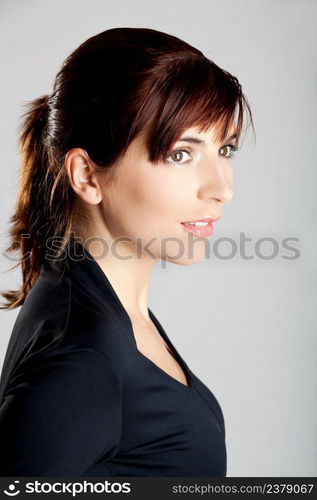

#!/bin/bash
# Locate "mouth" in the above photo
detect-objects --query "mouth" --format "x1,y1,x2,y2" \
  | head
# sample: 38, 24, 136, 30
180, 217, 220, 237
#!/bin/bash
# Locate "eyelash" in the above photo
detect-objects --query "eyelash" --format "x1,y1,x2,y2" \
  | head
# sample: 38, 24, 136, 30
164, 143, 239, 166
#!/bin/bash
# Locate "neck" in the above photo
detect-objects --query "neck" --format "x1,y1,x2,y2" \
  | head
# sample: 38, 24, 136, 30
72, 227, 158, 321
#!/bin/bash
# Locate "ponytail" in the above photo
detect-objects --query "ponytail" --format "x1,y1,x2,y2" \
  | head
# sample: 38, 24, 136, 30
0, 95, 74, 309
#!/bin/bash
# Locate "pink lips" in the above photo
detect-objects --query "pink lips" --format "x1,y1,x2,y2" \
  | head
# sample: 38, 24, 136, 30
181, 221, 214, 237
180, 217, 220, 237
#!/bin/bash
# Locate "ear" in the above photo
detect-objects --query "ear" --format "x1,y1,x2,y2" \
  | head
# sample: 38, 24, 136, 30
64, 148, 102, 205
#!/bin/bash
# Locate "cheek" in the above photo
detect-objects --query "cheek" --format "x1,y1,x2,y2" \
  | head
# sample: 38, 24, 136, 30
101, 166, 209, 262
102, 159, 199, 252
226, 163, 234, 184
118, 168, 192, 227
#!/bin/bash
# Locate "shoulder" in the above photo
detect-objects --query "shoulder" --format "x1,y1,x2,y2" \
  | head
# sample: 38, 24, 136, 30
2, 340, 122, 411
0, 263, 125, 404
12, 257, 124, 354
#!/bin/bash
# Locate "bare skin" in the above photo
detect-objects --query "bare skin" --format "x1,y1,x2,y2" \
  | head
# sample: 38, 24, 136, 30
65, 123, 235, 386
128, 312, 189, 386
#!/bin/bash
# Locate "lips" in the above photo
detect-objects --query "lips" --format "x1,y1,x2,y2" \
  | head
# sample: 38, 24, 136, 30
180, 221, 214, 237
180, 216, 220, 237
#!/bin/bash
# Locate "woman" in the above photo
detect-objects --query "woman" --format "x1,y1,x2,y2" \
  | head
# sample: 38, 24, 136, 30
0, 27, 254, 476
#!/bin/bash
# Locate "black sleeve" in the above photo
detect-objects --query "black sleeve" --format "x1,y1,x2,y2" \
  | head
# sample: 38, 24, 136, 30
0, 343, 122, 476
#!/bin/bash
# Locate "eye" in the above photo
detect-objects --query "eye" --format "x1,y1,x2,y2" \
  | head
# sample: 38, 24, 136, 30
165, 148, 192, 166
219, 143, 239, 159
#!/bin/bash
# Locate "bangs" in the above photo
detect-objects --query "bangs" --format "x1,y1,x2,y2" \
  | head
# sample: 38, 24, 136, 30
130, 55, 254, 164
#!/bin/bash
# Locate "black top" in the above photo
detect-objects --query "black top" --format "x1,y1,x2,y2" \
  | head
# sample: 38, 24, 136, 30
0, 238, 226, 477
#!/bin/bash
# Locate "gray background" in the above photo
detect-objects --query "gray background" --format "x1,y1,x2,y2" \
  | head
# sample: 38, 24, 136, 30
0, 0, 316, 477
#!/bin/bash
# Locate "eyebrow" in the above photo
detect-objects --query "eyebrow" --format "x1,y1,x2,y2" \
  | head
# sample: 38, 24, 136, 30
178, 134, 237, 144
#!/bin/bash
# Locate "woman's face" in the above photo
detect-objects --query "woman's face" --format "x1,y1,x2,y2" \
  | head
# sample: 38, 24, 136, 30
95, 123, 236, 265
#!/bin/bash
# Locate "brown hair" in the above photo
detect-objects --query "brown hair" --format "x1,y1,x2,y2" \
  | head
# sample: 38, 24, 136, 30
0, 27, 254, 310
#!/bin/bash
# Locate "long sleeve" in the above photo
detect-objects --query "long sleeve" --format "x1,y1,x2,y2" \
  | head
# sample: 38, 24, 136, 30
0, 343, 122, 476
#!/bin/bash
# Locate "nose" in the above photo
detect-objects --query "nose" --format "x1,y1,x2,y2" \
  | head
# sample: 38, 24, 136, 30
197, 158, 234, 204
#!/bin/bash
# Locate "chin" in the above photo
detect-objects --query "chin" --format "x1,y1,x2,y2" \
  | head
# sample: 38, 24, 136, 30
158, 236, 210, 266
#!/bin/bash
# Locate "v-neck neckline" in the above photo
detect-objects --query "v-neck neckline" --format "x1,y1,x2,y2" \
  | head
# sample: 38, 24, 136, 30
131, 308, 195, 390
66, 237, 195, 390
